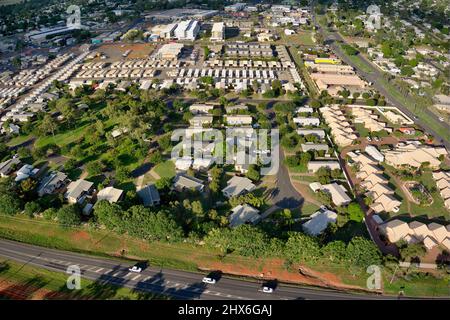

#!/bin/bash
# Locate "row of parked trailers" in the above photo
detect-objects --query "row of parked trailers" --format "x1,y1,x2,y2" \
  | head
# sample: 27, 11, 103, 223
13, 52, 88, 111
0, 87, 26, 99
76, 68, 157, 79
175, 77, 273, 86
109, 59, 182, 69
0, 54, 73, 87
178, 68, 278, 80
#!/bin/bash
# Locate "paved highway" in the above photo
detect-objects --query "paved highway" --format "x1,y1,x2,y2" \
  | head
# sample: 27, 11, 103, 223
0, 239, 396, 300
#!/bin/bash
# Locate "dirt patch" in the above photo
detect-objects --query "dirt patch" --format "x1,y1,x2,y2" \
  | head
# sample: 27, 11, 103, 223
292, 182, 322, 206
71, 231, 90, 242
0, 278, 62, 300
96, 43, 155, 60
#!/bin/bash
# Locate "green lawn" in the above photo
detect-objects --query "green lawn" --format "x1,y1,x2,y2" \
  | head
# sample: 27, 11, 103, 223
35, 125, 90, 148
300, 202, 320, 216
6, 134, 33, 147
0, 259, 166, 300
153, 160, 176, 179
281, 31, 315, 46
354, 123, 370, 138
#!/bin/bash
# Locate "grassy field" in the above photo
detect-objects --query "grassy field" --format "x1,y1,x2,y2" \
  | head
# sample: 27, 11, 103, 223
6, 135, 33, 147
35, 125, 89, 149
281, 31, 315, 46
0, 259, 165, 300
153, 160, 176, 179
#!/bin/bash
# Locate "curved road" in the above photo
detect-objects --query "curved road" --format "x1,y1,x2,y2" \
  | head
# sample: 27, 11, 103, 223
0, 239, 398, 300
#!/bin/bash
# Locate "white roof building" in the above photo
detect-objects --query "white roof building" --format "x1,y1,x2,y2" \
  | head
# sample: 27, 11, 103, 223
303, 209, 338, 236
228, 204, 260, 227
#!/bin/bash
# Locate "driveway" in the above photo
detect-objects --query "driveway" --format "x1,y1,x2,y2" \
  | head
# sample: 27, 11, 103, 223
268, 148, 304, 209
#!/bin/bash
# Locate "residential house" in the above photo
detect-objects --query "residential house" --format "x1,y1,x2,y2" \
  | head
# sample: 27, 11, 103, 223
225, 115, 252, 126
321, 183, 351, 206
15, 164, 39, 182
293, 117, 320, 127
307, 161, 340, 173
137, 184, 161, 206
190, 115, 213, 127
37, 171, 68, 196
0, 158, 20, 178
228, 204, 260, 227
189, 104, 214, 114
65, 179, 94, 204
302, 209, 338, 236
96, 186, 124, 203
222, 176, 256, 198
173, 174, 204, 192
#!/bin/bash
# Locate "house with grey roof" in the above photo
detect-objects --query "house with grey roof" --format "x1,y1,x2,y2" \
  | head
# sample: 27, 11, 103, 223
229, 204, 260, 227
301, 143, 329, 152
173, 174, 204, 192
137, 184, 161, 206
0, 157, 21, 177
65, 179, 94, 204
37, 171, 68, 196
222, 176, 256, 198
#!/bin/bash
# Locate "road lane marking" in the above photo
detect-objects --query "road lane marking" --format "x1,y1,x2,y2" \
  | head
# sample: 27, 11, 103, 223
95, 268, 104, 273
132, 275, 141, 281
125, 272, 133, 278
113, 272, 121, 277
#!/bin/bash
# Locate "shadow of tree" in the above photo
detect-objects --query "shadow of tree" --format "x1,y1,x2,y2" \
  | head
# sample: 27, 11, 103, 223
0, 276, 49, 300
132, 270, 207, 300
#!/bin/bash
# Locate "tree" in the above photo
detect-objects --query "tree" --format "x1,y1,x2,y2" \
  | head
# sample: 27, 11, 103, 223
398, 242, 426, 261
158, 135, 171, 150
182, 111, 193, 123
285, 232, 321, 262
246, 164, 260, 182
321, 240, 347, 264
39, 114, 58, 137
93, 200, 125, 232
0, 194, 21, 215
149, 150, 163, 165
315, 167, 332, 184
155, 177, 172, 190
348, 202, 364, 222
125, 206, 183, 242
24, 201, 41, 217
345, 237, 382, 268
86, 161, 104, 176
57, 205, 81, 226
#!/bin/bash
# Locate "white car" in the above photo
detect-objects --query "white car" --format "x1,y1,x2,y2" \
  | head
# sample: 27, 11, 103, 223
129, 266, 142, 273
438, 117, 445, 122
262, 286, 274, 294
367, 137, 372, 142
202, 277, 216, 284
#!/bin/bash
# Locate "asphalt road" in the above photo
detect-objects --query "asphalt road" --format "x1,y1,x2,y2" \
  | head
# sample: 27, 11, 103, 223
0, 239, 396, 300
270, 148, 305, 209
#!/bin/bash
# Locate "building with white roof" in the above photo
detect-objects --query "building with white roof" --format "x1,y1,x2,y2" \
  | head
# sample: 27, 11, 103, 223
302, 209, 338, 236
211, 22, 225, 41
228, 204, 260, 228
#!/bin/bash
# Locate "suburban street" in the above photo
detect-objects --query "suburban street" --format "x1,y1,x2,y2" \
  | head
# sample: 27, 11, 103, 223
0, 239, 399, 300
310, 2, 450, 150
